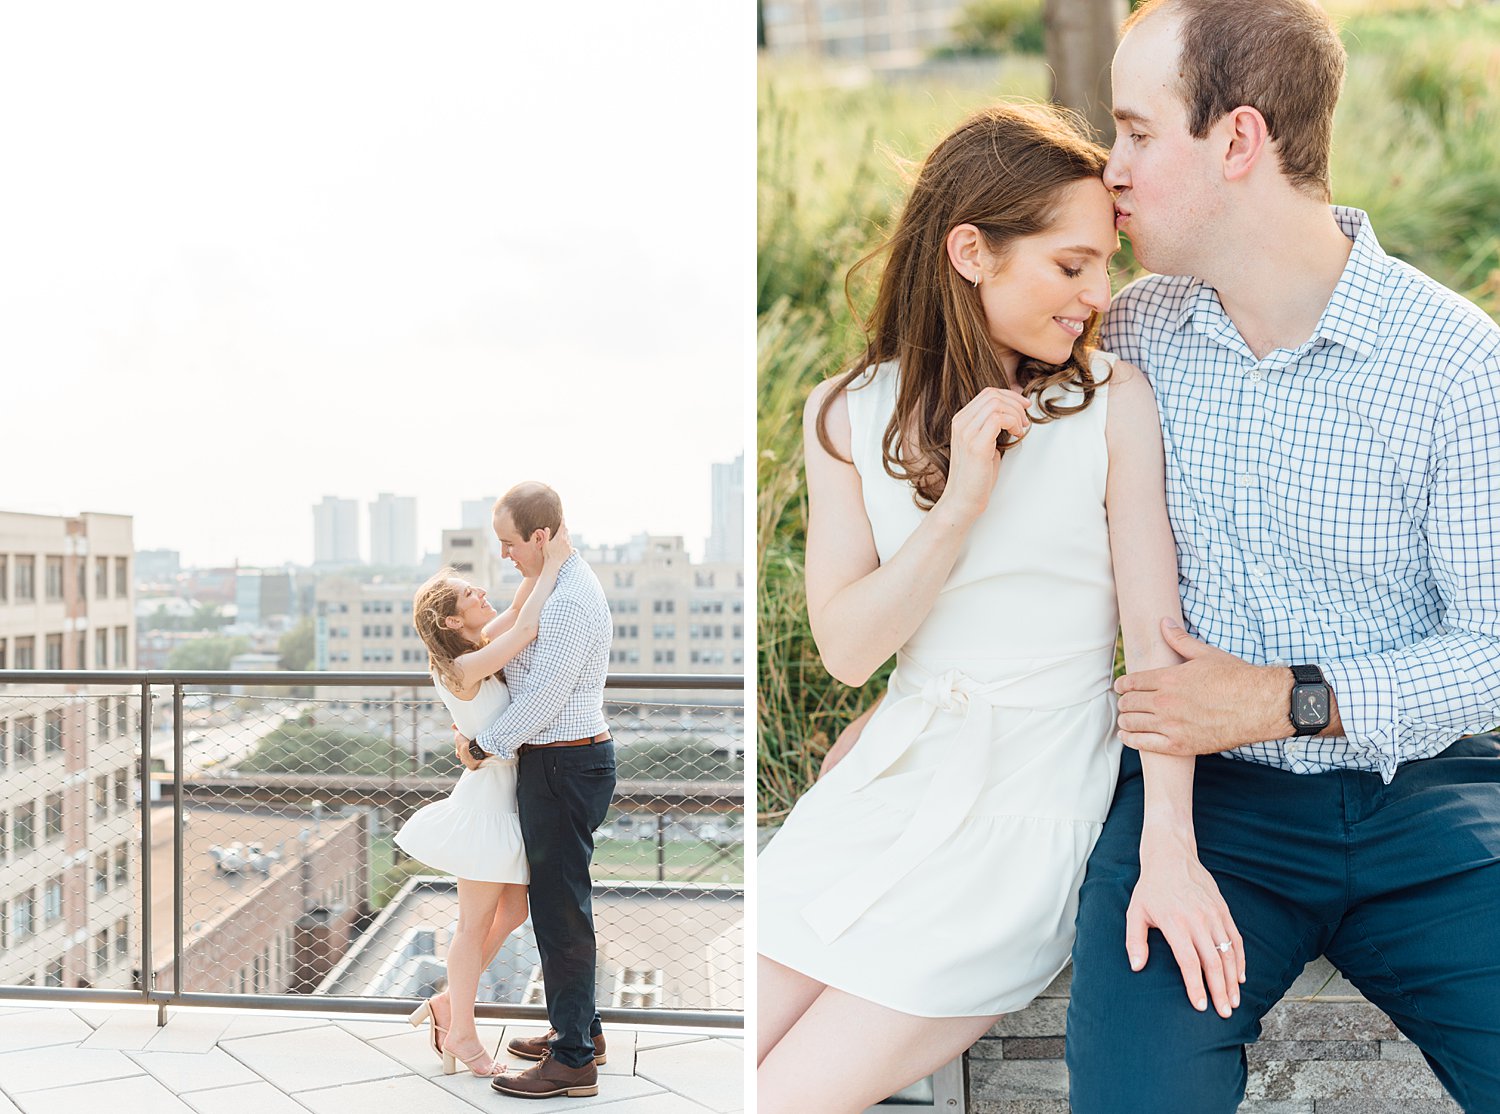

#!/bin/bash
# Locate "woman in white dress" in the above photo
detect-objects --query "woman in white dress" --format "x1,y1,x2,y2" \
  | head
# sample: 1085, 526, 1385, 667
757, 105, 1245, 1112
400, 527, 571, 1076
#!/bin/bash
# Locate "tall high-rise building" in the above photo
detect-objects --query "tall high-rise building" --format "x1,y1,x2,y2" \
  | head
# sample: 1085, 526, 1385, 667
460, 498, 501, 558
705, 454, 745, 564
461, 498, 498, 531
369, 494, 418, 568
313, 497, 361, 567
0, 511, 139, 989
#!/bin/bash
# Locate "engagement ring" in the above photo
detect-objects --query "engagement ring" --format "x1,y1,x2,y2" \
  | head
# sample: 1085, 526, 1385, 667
1215, 941, 1232, 953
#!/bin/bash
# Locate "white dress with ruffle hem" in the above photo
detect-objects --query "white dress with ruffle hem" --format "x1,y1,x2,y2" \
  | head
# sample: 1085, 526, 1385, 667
394, 673, 528, 884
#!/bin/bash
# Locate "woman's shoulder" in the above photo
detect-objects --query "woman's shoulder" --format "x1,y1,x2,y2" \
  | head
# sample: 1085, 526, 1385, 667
432, 669, 492, 705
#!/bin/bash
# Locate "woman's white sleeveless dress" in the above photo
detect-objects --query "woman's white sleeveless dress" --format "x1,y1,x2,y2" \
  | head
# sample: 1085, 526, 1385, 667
758, 355, 1122, 1017
394, 674, 529, 884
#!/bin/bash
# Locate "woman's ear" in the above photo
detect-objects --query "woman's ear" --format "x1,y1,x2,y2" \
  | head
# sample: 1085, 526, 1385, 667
443, 614, 463, 631
946, 224, 986, 287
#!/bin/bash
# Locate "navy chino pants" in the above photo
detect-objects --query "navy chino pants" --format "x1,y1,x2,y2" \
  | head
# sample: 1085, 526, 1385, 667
1066, 736, 1500, 1113
516, 738, 617, 1069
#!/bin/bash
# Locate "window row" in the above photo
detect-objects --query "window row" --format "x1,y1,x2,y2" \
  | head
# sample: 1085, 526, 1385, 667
0, 555, 128, 603
0, 627, 130, 670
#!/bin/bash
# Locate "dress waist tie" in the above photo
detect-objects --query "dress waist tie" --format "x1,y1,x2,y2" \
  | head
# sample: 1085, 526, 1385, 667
801, 655, 1099, 945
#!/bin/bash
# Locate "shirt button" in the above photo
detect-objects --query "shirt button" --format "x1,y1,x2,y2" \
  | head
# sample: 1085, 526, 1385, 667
1250, 562, 1270, 578
1237, 471, 1255, 487
1248, 367, 1265, 383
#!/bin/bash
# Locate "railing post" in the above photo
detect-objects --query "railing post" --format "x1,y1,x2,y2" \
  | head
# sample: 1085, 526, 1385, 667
139, 680, 153, 1005
173, 682, 185, 1002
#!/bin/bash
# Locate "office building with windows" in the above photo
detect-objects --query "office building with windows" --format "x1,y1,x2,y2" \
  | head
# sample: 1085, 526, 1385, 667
0, 510, 138, 988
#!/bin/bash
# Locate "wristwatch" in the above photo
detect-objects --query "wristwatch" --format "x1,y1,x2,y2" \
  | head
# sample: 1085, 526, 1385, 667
467, 739, 487, 762
1288, 664, 1331, 737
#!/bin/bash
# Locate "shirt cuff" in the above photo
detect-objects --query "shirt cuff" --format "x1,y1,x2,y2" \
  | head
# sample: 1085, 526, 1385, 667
1317, 653, 1400, 781
476, 724, 517, 761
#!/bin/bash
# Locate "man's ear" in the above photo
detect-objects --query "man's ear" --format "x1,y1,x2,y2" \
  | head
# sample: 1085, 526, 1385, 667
1222, 105, 1270, 183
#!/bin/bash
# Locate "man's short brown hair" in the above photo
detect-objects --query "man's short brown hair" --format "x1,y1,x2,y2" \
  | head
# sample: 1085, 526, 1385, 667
1125, 0, 1346, 199
495, 482, 563, 540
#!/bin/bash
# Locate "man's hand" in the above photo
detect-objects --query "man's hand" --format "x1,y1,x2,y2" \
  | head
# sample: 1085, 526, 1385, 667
454, 726, 482, 771
1128, 823, 1245, 1018
1115, 620, 1291, 755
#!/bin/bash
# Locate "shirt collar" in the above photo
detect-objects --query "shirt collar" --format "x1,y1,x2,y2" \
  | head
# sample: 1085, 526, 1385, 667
1174, 206, 1386, 359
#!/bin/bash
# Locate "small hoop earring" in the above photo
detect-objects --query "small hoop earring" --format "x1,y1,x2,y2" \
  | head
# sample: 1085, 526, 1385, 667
971, 272, 981, 288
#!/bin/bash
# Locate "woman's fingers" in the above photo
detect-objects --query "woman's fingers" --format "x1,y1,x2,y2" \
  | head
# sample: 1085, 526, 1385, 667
1192, 923, 1235, 1018
1164, 928, 1209, 1013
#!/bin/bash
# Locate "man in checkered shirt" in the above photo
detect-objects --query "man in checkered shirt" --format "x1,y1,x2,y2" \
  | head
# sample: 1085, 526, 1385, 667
455, 481, 615, 1100
1065, 3, 1500, 1112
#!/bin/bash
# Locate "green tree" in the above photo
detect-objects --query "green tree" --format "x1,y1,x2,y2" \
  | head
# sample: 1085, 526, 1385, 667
949, 0, 1045, 55
278, 617, 316, 671
240, 723, 410, 776
166, 635, 249, 671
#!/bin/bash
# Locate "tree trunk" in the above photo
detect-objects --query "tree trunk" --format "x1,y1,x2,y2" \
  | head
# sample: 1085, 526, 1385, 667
1044, 0, 1129, 143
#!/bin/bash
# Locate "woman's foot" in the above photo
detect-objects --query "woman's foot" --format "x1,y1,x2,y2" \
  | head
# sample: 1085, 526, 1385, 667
407, 993, 452, 1061
442, 1034, 506, 1077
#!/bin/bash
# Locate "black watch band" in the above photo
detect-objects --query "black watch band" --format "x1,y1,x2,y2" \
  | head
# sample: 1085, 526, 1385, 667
468, 740, 487, 761
1289, 664, 1331, 737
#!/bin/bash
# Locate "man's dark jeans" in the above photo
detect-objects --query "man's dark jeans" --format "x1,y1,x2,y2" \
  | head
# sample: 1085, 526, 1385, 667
1066, 736, 1500, 1113
517, 738, 617, 1069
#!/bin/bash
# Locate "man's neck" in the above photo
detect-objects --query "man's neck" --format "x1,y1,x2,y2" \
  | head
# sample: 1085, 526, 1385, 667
1199, 202, 1354, 361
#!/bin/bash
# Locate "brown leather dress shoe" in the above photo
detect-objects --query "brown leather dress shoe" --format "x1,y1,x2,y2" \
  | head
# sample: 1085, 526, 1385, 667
506, 1028, 607, 1066
490, 1051, 599, 1099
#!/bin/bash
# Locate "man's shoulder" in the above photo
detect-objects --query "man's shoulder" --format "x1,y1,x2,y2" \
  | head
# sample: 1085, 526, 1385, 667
1113, 271, 1197, 309
1101, 273, 1198, 369
545, 557, 610, 623
1380, 258, 1500, 360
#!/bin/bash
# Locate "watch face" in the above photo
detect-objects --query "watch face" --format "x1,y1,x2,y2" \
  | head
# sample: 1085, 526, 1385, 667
1292, 685, 1329, 727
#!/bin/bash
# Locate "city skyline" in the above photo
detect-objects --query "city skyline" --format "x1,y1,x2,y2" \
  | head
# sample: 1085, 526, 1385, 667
3, 2, 749, 569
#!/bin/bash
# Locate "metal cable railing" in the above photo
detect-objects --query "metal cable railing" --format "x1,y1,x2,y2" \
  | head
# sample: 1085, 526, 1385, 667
0, 670, 744, 1029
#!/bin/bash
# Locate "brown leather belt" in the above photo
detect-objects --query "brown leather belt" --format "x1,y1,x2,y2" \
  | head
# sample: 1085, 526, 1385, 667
518, 732, 611, 754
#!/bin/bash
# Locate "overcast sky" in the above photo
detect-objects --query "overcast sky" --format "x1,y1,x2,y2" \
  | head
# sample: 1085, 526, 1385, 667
0, 2, 750, 567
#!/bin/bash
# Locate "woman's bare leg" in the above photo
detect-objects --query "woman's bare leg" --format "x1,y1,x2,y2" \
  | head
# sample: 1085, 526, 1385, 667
757, 954, 827, 1066
443, 878, 506, 1071
429, 885, 527, 1037
758, 985, 997, 1114
484, 884, 528, 959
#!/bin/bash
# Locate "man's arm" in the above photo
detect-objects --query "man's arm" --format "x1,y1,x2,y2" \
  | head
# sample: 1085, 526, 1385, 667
1314, 356, 1500, 776
472, 596, 602, 759
1119, 356, 1500, 775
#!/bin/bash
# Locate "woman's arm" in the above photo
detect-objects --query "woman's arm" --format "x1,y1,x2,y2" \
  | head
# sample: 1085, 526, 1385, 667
1106, 362, 1244, 1019
485, 576, 540, 640
455, 527, 573, 684
804, 378, 1031, 686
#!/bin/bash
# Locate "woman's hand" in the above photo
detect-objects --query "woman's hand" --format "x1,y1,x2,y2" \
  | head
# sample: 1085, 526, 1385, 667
1127, 823, 1246, 1018
937, 387, 1031, 522
544, 522, 573, 568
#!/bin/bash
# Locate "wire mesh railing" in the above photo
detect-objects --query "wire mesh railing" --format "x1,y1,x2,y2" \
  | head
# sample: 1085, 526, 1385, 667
0, 670, 743, 1028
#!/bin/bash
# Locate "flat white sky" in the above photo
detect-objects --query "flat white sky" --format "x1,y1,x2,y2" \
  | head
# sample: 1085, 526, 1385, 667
0, 2, 751, 567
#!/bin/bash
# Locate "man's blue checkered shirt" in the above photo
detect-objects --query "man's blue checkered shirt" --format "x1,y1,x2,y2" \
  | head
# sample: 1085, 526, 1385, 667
1103, 208, 1500, 782
475, 553, 611, 759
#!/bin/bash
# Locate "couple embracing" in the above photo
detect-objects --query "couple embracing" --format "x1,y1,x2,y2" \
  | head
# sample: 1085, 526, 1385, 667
397, 481, 615, 1101
758, 1, 1500, 1112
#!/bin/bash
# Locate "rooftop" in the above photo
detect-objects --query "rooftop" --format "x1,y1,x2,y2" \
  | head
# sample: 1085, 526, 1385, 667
0, 1001, 743, 1114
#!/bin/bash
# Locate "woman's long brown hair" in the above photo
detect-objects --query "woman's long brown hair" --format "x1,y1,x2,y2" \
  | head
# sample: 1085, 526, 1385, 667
413, 567, 484, 693
816, 103, 1111, 507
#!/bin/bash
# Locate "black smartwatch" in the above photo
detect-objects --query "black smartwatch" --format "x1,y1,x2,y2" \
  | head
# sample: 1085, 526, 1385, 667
467, 740, 487, 762
1288, 664, 1331, 737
